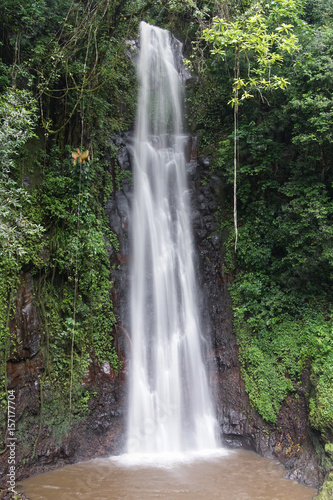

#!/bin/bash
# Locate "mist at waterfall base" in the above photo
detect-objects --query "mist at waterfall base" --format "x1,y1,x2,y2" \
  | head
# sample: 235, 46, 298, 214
125, 21, 220, 460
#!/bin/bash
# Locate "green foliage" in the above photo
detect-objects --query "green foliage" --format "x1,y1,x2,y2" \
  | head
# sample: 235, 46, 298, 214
193, 0, 333, 439
232, 277, 330, 423
37, 156, 119, 371
142, 0, 214, 38
225, 175, 333, 423
305, 0, 333, 25
0, 90, 43, 358
0, 88, 43, 266
0, 0, 141, 143
202, 0, 302, 106
2, 0, 333, 482
185, 69, 232, 153
0, 88, 45, 444
200, 0, 303, 250
287, 24, 333, 184
314, 471, 333, 500
310, 348, 333, 434
0, 0, 144, 444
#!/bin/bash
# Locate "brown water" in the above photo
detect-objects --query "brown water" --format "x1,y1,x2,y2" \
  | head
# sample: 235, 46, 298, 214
18, 449, 316, 500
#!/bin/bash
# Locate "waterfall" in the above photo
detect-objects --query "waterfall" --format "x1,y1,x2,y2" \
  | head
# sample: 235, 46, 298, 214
127, 21, 220, 455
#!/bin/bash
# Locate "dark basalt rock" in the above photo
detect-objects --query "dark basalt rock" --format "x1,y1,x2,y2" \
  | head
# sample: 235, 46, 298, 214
1, 358, 126, 489
105, 133, 132, 335
8, 273, 41, 361
188, 153, 320, 488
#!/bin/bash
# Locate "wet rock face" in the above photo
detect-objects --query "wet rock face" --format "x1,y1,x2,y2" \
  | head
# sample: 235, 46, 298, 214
187, 157, 266, 448
9, 273, 41, 362
188, 154, 320, 488
1, 277, 126, 488
1, 367, 125, 488
105, 132, 133, 341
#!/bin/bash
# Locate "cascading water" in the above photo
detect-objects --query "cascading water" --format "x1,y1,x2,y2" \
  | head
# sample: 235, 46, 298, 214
127, 21, 220, 455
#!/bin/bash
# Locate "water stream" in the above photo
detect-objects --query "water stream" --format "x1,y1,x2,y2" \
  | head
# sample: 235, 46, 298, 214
127, 21, 219, 454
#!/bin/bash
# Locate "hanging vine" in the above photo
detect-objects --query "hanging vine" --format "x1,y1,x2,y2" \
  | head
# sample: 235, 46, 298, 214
202, 0, 301, 251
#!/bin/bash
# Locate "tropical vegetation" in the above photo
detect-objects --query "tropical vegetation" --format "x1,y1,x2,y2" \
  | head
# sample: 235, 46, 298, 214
1, 0, 333, 495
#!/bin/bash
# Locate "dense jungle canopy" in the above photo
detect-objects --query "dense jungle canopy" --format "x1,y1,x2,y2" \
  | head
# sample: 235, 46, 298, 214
1, 0, 333, 495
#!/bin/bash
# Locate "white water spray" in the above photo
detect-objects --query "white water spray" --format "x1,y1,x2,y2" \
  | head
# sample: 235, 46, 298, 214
127, 21, 220, 455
